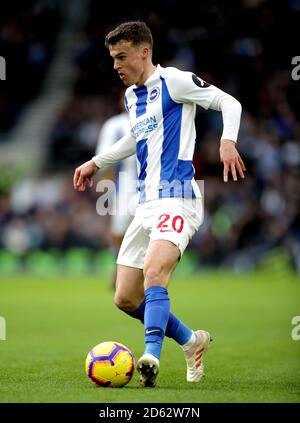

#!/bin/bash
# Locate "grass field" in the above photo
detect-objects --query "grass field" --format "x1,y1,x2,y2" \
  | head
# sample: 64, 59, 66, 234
0, 270, 300, 403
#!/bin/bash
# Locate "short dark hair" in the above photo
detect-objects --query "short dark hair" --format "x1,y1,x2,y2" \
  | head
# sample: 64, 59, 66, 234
104, 21, 153, 50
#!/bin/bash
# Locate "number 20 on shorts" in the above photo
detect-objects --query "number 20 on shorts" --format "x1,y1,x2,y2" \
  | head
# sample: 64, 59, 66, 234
157, 214, 184, 233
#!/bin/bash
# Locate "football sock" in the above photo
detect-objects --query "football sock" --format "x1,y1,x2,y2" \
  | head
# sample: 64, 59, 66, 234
128, 301, 145, 321
144, 286, 170, 360
126, 300, 193, 346
181, 330, 196, 350
168, 316, 194, 346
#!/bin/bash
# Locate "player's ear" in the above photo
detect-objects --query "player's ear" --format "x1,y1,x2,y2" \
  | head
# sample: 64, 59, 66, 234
142, 46, 150, 59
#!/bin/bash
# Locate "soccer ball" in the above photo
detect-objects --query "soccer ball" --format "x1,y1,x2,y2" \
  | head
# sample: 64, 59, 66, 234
85, 341, 135, 388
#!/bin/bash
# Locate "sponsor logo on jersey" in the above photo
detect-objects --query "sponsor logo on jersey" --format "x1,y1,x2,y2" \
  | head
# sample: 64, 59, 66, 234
149, 86, 160, 102
133, 115, 158, 138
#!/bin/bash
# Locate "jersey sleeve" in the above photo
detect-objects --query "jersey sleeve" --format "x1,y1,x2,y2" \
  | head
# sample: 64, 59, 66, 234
92, 131, 136, 169
165, 68, 220, 109
166, 67, 242, 142
209, 91, 242, 142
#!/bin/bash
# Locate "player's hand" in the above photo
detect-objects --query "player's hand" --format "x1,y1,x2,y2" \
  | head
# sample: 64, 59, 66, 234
219, 139, 246, 182
73, 160, 99, 191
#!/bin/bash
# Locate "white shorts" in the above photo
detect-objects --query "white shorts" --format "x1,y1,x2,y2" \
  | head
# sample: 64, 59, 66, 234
117, 197, 203, 269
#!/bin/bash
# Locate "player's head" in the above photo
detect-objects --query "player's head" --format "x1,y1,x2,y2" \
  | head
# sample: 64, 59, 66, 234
105, 21, 153, 87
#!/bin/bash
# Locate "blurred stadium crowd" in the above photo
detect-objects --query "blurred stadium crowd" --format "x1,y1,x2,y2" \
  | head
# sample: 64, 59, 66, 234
0, 0, 61, 131
0, 0, 300, 273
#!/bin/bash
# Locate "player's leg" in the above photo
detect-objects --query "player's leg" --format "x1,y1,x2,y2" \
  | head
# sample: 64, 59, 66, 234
138, 238, 212, 385
115, 238, 190, 387
137, 239, 178, 386
116, 199, 211, 385
142, 239, 179, 356
144, 240, 196, 347
115, 261, 203, 346
116, 245, 211, 386
114, 206, 146, 309
137, 198, 212, 385
109, 209, 134, 289
115, 262, 199, 345
114, 264, 144, 313
109, 235, 123, 289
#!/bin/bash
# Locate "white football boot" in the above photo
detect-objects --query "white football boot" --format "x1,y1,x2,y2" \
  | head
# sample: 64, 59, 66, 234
183, 330, 212, 382
137, 353, 160, 387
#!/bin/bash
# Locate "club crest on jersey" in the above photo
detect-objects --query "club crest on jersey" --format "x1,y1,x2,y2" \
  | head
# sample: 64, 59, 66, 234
149, 87, 160, 102
192, 74, 210, 88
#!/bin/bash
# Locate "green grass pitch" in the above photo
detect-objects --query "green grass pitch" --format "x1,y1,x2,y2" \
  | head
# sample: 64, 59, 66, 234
0, 271, 299, 403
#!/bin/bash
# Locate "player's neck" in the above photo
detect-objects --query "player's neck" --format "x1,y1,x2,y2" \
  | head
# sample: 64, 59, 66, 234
136, 63, 157, 87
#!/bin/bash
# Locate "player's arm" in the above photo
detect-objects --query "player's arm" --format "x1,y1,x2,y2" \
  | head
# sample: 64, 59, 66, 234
209, 89, 245, 182
96, 118, 120, 181
73, 132, 136, 192
92, 130, 136, 168
73, 160, 98, 192
168, 69, 246, 182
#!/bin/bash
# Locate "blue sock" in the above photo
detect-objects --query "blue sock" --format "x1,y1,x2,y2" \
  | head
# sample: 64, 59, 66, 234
127, 302, 146, 321
125, 300, 192, 346
144, 286, 170, 359
166, 313, 193, 346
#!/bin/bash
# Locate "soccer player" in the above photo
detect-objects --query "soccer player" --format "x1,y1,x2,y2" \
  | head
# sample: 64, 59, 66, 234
96, 91, 138, 287
73, 21, 245, 387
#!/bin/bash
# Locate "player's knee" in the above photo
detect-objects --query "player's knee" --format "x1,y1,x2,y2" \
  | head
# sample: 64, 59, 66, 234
114, 293, 137, 313
143, 264, 163, 287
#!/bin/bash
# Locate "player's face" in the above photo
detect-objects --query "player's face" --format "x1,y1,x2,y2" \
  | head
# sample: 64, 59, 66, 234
109, 40, 147, 87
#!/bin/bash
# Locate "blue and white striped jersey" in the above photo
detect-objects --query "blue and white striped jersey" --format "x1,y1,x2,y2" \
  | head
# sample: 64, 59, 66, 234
93, 64, 241, 203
